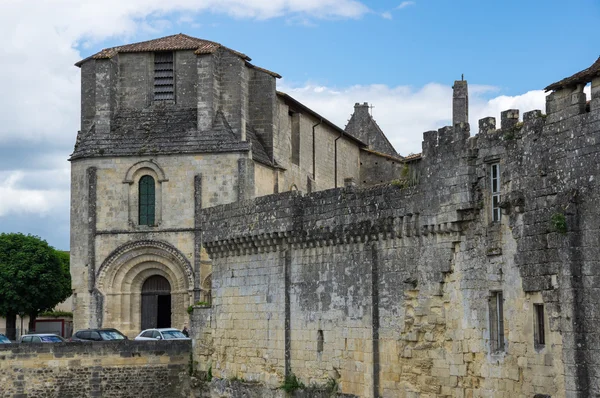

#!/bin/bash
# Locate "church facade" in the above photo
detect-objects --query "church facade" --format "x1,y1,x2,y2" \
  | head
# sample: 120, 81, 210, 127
69, 34, 397, 336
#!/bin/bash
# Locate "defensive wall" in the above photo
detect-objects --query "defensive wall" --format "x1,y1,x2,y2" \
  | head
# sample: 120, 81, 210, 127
0, 340, 191, 398
192, 75, 600, 397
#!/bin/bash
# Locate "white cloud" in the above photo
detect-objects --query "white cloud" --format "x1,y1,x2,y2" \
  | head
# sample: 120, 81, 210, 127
397, 1, 416, 9
381, 11, 393, 20
0, 171, 69, 217
278, 81, 548, 155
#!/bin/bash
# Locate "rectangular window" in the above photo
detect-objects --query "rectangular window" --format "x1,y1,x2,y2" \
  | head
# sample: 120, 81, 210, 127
534, 304, 545, 347
490, 163, 501, 222
154, 52, 174, 101
290, 111, 300, 166
489, 291, 505, 353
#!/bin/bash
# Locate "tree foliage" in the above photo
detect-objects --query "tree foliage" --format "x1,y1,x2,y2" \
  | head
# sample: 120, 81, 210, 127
0, 233, 71, 318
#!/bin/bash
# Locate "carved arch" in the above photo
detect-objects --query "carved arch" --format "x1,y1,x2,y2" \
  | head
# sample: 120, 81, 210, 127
95, 240, 195, 335
123, 160, 168, 184
96, 240, 194, 292
122, 160, 168, 227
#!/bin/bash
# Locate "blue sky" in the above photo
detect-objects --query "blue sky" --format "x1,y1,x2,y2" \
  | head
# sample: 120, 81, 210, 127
1, 0, 599, 250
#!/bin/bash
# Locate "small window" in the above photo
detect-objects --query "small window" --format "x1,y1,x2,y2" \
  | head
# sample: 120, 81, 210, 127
154, 52, 174, 101
489, 291, 505, 353
534, 304, 545, 347
141, 330, 153, 338
90, 331, 101, 341
139, 175, 156, 226
290, 111, 300, 166
317, 330, 324, 353
490, 163, 501, 222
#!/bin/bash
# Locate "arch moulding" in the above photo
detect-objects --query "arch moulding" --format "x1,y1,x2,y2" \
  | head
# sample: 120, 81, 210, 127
96, 239, 194, 292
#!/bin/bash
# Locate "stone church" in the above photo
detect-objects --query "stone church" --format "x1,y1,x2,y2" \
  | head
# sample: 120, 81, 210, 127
70, 34, 400, 337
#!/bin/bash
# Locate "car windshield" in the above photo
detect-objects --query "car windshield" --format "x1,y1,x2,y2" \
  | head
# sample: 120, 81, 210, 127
0, 335, 10, 343
40, 336, 63, 342
99, 331, 126, 340
161, 330, 187, 339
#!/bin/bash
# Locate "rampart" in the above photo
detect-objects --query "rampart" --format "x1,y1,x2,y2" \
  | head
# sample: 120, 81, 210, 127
0, 340, 191, 398
195, 75, 600, 397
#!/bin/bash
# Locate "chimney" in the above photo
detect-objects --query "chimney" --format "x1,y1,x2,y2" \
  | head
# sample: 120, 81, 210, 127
453, 78, 469, 126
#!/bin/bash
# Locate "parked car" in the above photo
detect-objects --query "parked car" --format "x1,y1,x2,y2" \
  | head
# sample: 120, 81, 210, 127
0, 333, 11, 344
20, 334, 65, 343
70, 328, 128, 342
134, 328, 190, 341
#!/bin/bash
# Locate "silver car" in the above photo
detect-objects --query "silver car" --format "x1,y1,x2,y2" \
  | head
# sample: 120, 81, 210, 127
134, 328, 189, 341
20, 334, 65, 343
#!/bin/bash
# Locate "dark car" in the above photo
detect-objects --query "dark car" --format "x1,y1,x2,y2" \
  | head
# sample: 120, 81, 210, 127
70, 328, 128, 342
0, 333, 11, 344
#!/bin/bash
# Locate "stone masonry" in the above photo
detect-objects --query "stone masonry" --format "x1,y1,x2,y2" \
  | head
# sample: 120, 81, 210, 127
0, 340, 190, 398
70, 32, 600, 397
191, 59, 600, 397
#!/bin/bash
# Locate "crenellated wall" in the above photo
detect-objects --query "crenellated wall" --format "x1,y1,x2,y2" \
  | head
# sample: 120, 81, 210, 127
193, 74, 600, 397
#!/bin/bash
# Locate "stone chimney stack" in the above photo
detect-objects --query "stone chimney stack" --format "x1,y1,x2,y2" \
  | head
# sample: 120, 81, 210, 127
452, 78, 469, 126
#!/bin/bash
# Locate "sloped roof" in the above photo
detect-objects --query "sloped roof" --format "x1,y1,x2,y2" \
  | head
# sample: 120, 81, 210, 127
345, 104, 399, 158
276, 91, 367, 147
545, 56, 600, 92
70, 109, 251, 160
246, 125, 274, 167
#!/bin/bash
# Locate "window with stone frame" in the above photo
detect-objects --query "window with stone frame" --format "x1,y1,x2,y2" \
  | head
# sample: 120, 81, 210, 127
154, 52, 174, 101
534, 303, 545, 348
490, 163, 501, 222
139, 175, 156, 225
489, 291, 505, 353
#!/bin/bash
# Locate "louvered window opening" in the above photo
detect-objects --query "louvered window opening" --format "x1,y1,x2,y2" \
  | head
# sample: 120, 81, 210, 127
139, 175, 156, 226
154, 52, 174, 101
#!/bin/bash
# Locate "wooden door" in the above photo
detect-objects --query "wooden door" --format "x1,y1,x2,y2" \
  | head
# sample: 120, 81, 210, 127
141, 294, 157, 330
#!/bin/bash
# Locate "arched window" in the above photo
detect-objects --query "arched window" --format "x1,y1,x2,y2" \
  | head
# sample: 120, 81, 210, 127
139, 175, 156, 225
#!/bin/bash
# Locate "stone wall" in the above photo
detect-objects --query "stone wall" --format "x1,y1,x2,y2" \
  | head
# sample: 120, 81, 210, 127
70, 153, 243, 335
194, 79, 600, 397
274, 97, 361, 193
0, 340, 191, 398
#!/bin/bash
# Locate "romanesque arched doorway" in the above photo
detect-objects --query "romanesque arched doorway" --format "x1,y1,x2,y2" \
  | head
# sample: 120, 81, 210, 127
141, 275, 171, 329
95, 240, 195, 337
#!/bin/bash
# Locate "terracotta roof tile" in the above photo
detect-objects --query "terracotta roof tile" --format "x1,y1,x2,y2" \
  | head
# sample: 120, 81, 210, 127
403, 153, 422, 161
545, 56, 600, 92
76, 33, 251, 66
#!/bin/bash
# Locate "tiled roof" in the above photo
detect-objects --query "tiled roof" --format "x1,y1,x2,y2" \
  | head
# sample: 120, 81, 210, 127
545, 56, 600, 92
360, 147, 404, 161
246, 125, 274, 166
76, 33, 250, 66
70, 109, 251, 160
403, 153, 422, 161
276, 91, 367, 147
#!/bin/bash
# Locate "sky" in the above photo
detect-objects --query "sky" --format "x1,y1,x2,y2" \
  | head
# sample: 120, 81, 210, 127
0, 0, 598, 250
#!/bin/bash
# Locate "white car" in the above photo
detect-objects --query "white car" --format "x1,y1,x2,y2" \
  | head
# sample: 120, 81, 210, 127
134, 328, 190, 341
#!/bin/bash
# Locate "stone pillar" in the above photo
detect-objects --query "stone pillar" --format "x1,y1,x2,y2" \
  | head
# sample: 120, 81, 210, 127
197, 54, 217, 131
94, 58, 117, 136
237, 157, 255, 201
591, 76, 600, 111
452, 79, 469, 126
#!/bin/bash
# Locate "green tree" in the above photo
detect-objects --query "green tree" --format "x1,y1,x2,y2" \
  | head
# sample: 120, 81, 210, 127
0, 233, 71, 340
